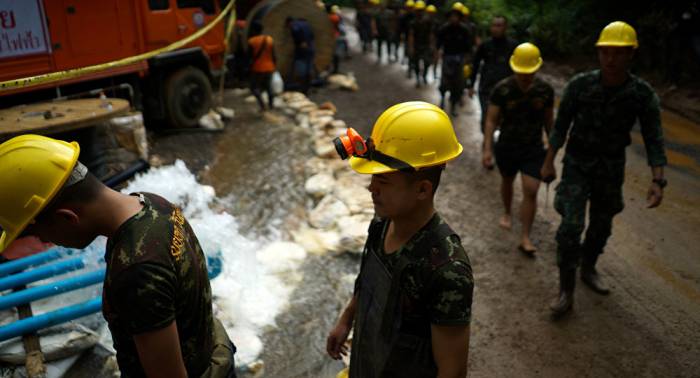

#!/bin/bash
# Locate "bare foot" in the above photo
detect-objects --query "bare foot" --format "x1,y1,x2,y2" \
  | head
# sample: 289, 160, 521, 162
499, 214, 512, 230
519, 238, 536, 254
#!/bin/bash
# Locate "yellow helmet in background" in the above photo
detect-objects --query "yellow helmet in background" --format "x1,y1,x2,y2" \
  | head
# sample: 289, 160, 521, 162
331, 5, 340, 13
509, 42, 543, 74
596, 21, 638, 49
0, 134, 80, 253
414, 0, 426, 11
463, 64, 472, 79
405, 0, 415, 8
369, 0, 380, 5
451, 2, 464, 12
349, 102, 463, 174
426, 4, 437, 13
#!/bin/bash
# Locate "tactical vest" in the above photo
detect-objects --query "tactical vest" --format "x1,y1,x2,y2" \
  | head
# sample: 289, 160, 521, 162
349, 220, 461, 378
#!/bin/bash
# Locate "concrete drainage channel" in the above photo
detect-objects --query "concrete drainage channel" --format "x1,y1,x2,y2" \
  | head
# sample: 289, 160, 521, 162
0, 85, 369, 377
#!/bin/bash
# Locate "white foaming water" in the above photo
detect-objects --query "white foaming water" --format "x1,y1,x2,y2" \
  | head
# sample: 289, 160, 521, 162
123, 160, 305, 365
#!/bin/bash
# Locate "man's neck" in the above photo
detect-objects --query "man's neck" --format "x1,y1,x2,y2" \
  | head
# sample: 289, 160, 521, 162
89, 189, 144, 239
601, 70, 629, 87
389, 203, 436, 240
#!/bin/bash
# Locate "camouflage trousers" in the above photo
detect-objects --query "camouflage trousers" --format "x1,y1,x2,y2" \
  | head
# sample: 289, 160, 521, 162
554, 159, 625, 271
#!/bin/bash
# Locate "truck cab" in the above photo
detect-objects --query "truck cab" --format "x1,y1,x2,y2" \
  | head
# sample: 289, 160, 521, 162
0, 0, 230, 128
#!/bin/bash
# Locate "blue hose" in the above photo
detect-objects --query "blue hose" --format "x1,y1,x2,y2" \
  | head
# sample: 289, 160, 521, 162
0, 269, 105, 311
0, 257, 88, 292
0, 298, 103, 342
0, 248, 66, 278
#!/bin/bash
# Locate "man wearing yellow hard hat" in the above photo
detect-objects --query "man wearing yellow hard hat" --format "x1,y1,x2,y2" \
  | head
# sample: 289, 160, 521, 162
482, 42, 554, 256
436, 2, 477, 116
0, 135, 236, 376
398, 0, 417, 76
408, 1, 437, 88
541, 21, 668, 318
356, 1, 374, 53
326, 102, 473, 377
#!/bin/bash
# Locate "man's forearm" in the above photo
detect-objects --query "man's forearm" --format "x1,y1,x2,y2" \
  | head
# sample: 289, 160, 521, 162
340, 295, 358, 326
652, 166, 664, 180
544, 146, 559, 166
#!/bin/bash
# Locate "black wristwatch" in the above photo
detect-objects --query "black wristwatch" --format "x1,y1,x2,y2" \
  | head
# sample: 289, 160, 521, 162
652, 178, 667, 189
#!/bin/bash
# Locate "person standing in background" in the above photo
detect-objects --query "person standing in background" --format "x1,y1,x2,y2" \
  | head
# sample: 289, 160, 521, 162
468, 16, 517, 133
248, 22, 277, 112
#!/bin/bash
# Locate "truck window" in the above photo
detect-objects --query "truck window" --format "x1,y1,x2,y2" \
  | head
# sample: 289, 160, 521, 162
177, 0, 215, 15
149, 0, 170, 10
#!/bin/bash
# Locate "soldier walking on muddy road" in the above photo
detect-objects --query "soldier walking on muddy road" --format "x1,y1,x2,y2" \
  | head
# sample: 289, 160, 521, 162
356, 2, 374, 53
541, 21, 668, 318
436, 3, 476, 116
326, 102, 473, 378
482, 43, 554, 256
408, 1, 437, 88
468, 16, 517, 133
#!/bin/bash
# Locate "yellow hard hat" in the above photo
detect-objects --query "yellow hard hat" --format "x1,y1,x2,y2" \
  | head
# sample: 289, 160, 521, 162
451, 2, 464, 12
336, 368, 349, 378
0, 134, 80, 253
331, 5, 340, 13
461, 5, 470, 16
509, 42, 543, 74
463, 64, 472, 79
596, 21, 638, 49
369, 0, 380, 5
426, 4, 437, 13
349, 102, 463, 174
414, 0, 426, 10
405, 0, 415, 8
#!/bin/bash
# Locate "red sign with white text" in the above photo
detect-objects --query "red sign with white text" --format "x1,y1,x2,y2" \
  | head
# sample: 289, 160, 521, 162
0, 0, 49, 59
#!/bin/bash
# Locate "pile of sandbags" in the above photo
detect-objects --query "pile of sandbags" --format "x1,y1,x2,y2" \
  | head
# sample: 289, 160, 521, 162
327, 73, 359, 92
273, 91, 374, 256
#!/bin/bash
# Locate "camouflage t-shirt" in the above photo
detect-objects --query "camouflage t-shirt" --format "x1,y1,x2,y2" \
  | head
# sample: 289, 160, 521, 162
103, 193, 215, 378
490, 76, 554, 149
357, 213, 474, 330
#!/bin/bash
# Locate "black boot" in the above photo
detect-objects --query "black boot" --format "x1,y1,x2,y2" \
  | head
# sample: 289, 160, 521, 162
550, 268, 575, 319
581, 254, 610, 295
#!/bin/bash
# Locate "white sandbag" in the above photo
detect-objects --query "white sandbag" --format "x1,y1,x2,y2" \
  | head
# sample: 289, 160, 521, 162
309, 195, 349, 229
271, 71, 284, 95
305, 173, 336, 199
292, 227, 342, 255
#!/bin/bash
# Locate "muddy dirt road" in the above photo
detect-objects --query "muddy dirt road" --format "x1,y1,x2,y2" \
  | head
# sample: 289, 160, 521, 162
306, 28, 700, 378
143, 22, 700, 378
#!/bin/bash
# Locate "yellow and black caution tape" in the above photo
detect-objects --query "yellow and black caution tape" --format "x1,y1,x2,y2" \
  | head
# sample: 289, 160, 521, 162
0, 0, 235, 92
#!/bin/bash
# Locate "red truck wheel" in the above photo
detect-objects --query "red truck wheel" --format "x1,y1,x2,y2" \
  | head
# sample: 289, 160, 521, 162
164, 67, 213, 128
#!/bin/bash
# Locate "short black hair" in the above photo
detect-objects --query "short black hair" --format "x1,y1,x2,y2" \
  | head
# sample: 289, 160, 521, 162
45, 172, 103, 213
250, 21, 263, 36
404, 165, 445, 196
493, 15, 508, 24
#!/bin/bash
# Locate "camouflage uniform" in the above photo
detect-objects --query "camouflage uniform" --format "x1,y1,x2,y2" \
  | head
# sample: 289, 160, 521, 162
469, 37, 518, 131
549, 70, 667, 271
489, 76, 554, 179
374, 7, 398, 61
409, 15, 436, 82
350, 213, 473, 377
103, 193, 235, 378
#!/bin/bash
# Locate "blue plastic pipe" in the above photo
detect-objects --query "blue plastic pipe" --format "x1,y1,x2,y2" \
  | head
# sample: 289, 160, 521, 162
0, 248, 66, 278
0, 269, 105, 311
0, 297, 102, 342
0, 257, 88, 292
